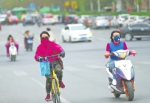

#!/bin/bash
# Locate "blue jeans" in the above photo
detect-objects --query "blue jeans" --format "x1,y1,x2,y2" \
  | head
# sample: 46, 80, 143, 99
108, 59, 116, 79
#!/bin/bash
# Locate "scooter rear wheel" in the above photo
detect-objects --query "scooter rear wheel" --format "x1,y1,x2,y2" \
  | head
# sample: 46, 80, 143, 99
113, 92, 120, 98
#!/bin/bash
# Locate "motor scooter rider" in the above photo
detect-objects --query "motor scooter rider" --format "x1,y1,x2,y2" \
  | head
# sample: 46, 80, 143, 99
5, 35, 19, 57
24, 30, 34, 48
46, 28, 56, 42
104, 31, 128, 85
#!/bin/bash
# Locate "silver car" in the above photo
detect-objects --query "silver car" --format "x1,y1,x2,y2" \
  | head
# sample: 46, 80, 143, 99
91, 16, 110, 29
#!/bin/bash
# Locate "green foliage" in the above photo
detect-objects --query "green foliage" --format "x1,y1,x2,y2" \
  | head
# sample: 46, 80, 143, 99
50, 11, 150, 16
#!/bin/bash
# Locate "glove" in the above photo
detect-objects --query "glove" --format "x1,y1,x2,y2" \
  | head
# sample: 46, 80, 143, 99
60, 51, 65, 58
104, 53, 109, 59
38, 56, 43, 62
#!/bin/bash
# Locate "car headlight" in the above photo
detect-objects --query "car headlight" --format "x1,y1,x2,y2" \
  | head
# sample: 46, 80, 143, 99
89, 31, 92, 35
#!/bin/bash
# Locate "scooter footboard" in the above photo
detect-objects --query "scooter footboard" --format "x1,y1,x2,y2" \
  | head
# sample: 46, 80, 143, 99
106, 67, 113, 79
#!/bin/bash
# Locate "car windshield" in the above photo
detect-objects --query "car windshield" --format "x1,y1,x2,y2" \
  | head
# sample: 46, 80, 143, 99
71, 25, 87, 30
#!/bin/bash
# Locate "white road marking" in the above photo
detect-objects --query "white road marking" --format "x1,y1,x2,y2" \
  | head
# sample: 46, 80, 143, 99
137, 61, 150, 65
65, 66, 80, 72
31, 77, 70, 103
92, 36, 108, 41
13, 70, 27, 76
31, 77, 45, 88
85, 65, 105, 69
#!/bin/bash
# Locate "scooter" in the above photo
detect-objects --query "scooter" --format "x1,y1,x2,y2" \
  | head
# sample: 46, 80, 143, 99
9, 43, 17, 61
104, 50, 137, 101
25, 36, 33, 51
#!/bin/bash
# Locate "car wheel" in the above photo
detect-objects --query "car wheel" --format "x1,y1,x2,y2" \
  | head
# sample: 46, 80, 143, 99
88, 40, 92, 42
62, 36, 66, 42
125, 33, 132, 41
136, 38, 142, 40
106, 26, 110, 29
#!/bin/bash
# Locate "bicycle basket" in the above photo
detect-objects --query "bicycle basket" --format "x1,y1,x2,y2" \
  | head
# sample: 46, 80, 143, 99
39, 58, 50, 76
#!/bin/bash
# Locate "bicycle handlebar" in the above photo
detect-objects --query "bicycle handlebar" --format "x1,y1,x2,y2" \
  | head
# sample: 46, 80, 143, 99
41, 54, 60, 58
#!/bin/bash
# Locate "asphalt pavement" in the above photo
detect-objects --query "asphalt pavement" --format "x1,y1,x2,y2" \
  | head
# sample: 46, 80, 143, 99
0, 23, 150, 103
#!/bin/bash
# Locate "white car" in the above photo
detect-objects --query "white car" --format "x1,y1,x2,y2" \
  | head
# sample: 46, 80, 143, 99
122, 16, 135, 27
61, 24, 92, 42
117, 14, 130, 26
42, 14, 56, 25
78, 15, 90, 24
132, 16, 145, 24
110, 16, 119, 28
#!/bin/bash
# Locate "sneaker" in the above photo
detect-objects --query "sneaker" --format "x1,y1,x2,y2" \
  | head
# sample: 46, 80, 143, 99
59, 81, 65, 88
45, 94, 50, 101
112, 79, 117, 85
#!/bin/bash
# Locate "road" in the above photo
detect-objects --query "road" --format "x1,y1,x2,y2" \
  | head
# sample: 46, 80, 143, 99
0, 23, 150, 103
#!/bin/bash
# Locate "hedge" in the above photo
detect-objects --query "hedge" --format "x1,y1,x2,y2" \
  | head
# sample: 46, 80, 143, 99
49, 11, 150, 16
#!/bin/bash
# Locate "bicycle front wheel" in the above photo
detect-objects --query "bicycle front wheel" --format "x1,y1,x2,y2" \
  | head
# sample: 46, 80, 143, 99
52, 79, 61, 103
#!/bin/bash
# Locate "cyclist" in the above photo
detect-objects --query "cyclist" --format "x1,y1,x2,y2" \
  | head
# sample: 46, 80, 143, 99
104, 31, 128, 85
5, 35, 19, 57
34, 31, 65, 101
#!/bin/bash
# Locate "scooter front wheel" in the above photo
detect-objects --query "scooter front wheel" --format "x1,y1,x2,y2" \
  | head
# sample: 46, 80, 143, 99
125, 81, 134, 101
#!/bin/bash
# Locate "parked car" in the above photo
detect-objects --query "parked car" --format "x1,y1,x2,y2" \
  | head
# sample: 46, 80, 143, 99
132, 16, 146, 24
23, 16, 35, 26
110, 16, 120, 28
122, 15, 135, 27
8, 16, 19, 25
117, 14, 130, 27
42, 14, 56, 25
61, 24, 92, 42
78, 15, 90, 24
119, 23, 150, 41
91, 16, 110, 29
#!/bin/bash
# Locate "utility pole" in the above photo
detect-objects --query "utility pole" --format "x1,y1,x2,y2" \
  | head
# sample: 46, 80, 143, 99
97, 0, 100, 12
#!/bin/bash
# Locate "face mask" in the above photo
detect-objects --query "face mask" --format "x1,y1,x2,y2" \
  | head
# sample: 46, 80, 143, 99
41, 37, 49, 44
113, 35, 120, 42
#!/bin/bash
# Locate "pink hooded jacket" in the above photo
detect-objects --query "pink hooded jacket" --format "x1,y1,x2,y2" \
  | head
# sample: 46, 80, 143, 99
34, 40, 63, 62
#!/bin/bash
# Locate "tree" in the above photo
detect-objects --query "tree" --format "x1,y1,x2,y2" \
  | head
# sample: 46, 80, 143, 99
135, 0, 142, 12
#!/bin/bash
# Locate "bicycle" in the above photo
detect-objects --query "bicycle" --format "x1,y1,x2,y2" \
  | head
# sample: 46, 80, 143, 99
42, 54, 62, 103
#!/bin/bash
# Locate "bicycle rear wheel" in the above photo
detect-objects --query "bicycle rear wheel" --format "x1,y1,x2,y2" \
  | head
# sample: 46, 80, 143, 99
52, 79, 61, 103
